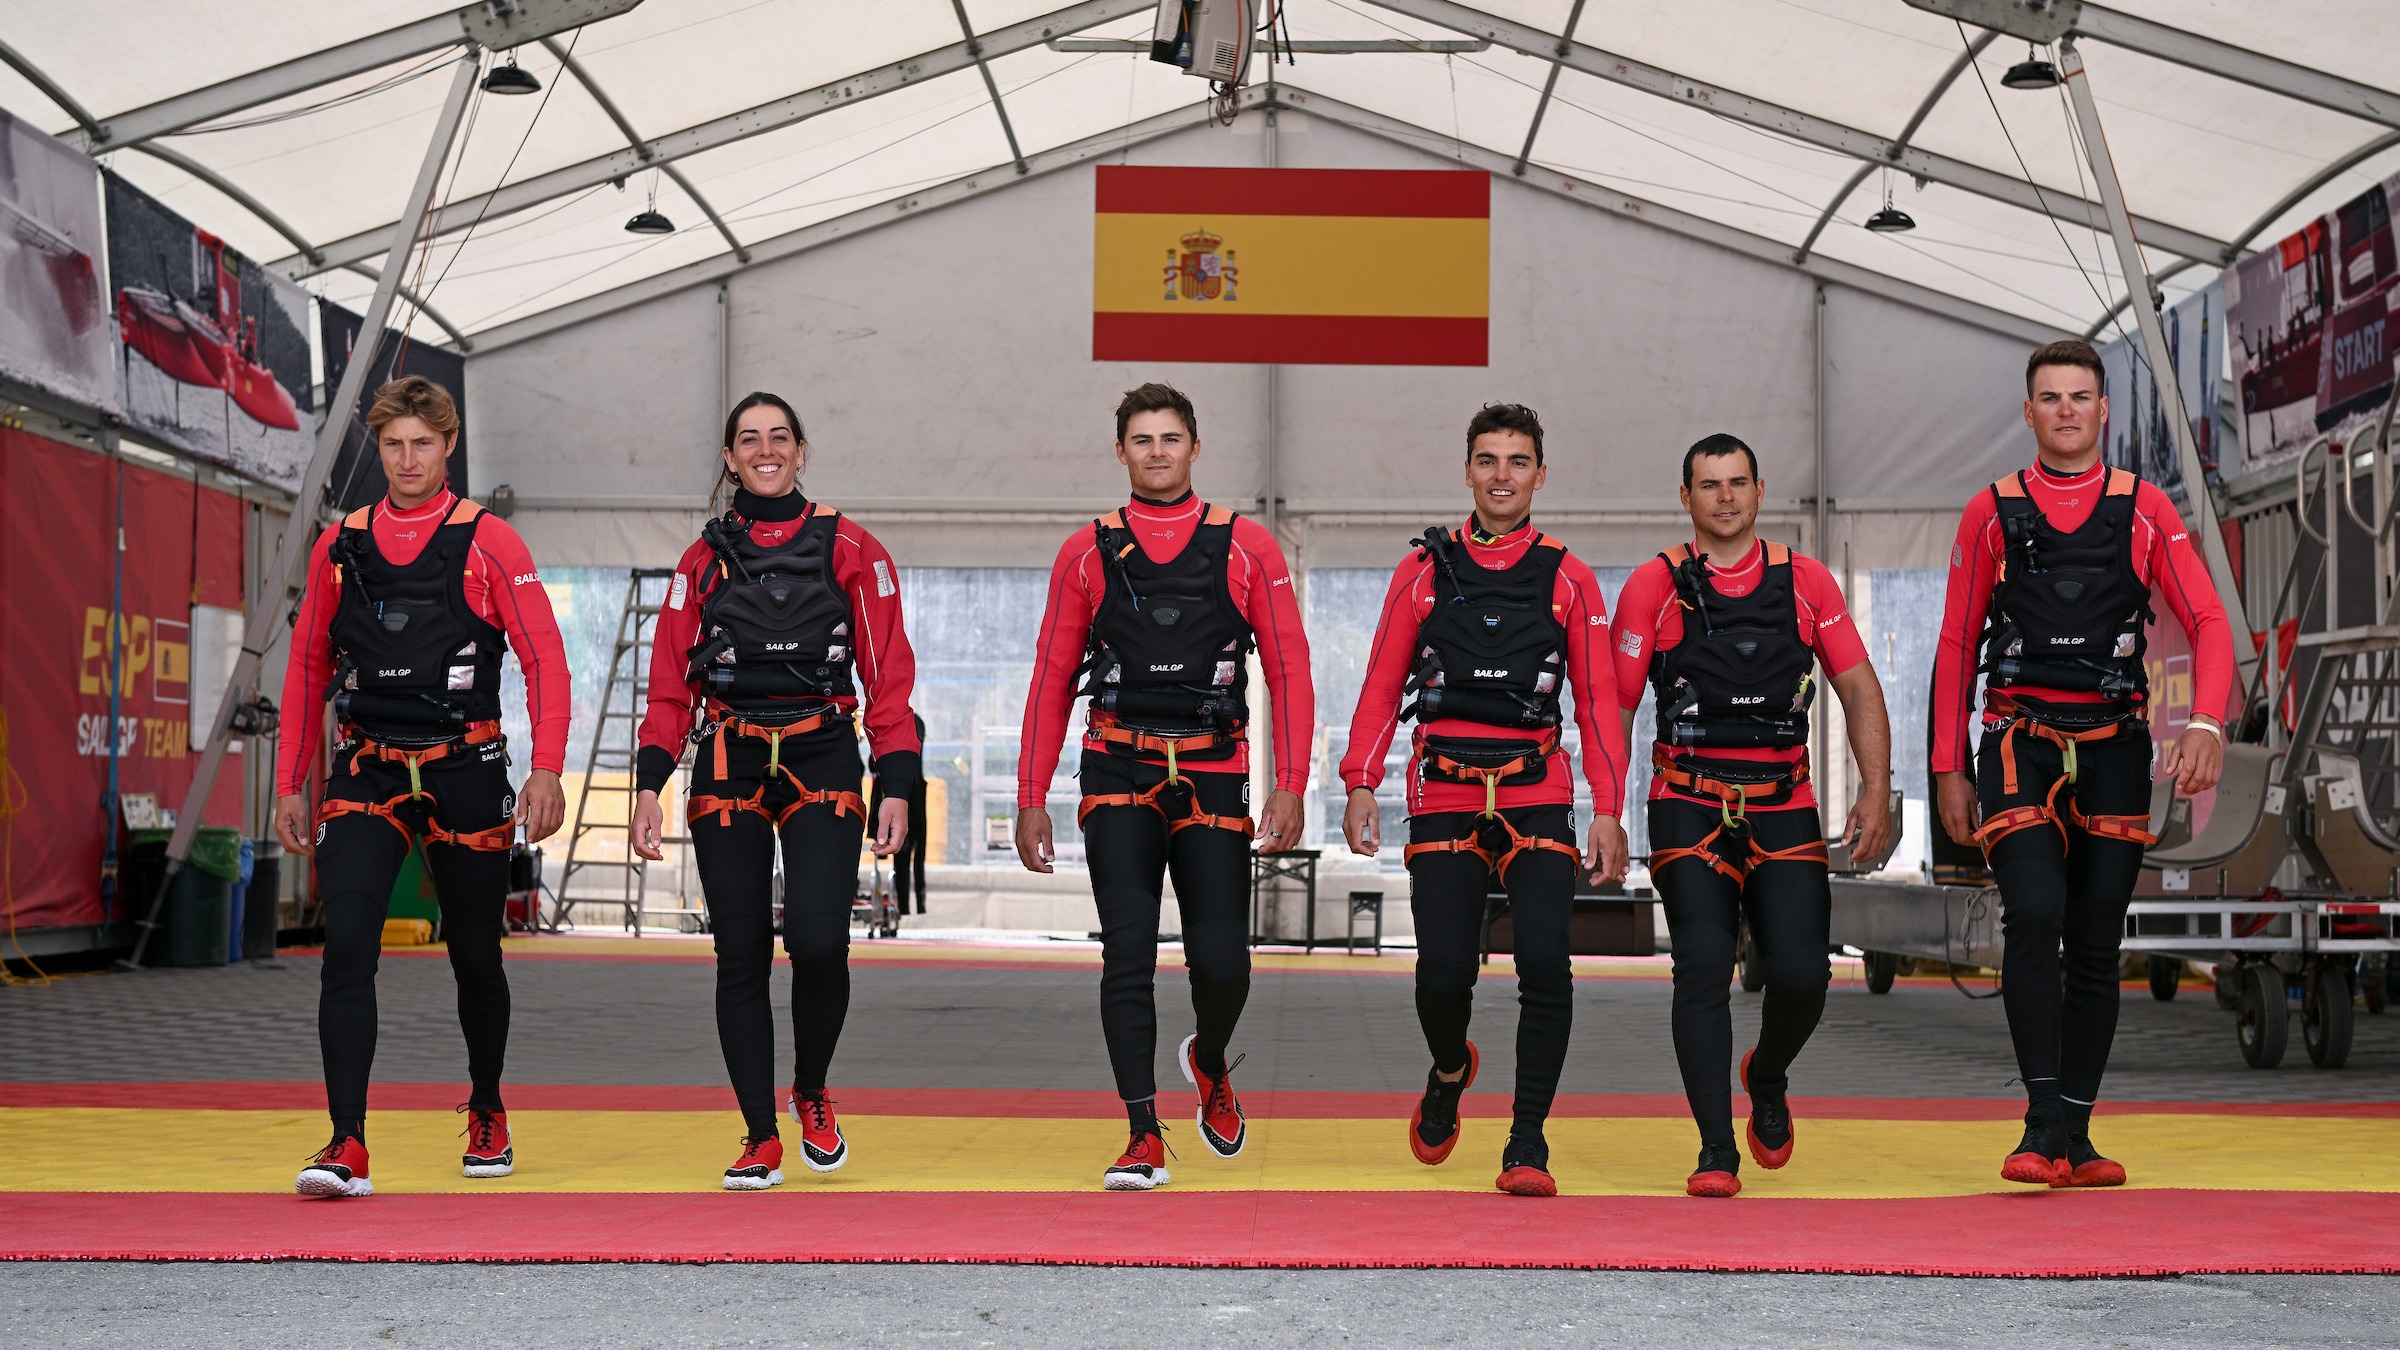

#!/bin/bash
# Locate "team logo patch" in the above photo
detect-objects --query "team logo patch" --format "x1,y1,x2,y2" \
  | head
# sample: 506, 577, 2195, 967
1619, 631, 1643, 658
873, 560, 895, 598
667, 573, 689, 611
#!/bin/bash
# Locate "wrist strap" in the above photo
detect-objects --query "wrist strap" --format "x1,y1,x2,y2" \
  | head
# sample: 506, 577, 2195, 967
2186, 720, 2222, 741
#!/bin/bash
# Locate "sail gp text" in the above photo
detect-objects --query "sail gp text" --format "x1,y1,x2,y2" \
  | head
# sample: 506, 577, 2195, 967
75, 714, 192, 759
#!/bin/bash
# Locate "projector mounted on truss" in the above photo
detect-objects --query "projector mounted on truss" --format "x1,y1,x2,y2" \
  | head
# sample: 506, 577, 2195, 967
1150, 0, 1257, 86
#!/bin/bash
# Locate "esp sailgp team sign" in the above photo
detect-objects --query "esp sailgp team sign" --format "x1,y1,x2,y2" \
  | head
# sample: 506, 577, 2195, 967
1092, 166, 1490, 366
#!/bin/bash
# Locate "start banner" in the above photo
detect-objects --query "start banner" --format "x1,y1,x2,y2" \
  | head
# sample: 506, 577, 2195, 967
1092, 166, 1490, 366
0, 425, 245, 933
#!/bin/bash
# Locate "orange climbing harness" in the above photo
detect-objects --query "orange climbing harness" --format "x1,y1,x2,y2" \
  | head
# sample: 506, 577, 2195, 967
1087, 721, 1235, 766
1970, 710, 2159, 852
1400, 731, 1580, 884
685, 713, 865, 828
316, 722, 515, 852
1077, 766, 1255, 838
1645, 746, 1827, 883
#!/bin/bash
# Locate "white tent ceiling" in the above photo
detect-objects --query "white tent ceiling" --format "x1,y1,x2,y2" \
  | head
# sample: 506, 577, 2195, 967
5, 0, 2397, 349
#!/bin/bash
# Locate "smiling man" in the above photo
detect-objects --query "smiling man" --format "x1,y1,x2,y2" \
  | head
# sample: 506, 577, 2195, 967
1612, 432, 1890, 1198
1016, 382, 1313, 1191
1340, 402, 1628, 1198
1932, 339, 2233, 1190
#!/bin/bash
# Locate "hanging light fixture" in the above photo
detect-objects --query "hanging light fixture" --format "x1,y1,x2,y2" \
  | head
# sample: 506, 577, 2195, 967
625, 169, 674, 235
481, 55, 542, 95
2002, 44, 2061, 90
1864, 168, 1916, 233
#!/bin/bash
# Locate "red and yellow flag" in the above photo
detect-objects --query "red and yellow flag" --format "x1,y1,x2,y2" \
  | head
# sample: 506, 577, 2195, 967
1092, 166, 1488, 366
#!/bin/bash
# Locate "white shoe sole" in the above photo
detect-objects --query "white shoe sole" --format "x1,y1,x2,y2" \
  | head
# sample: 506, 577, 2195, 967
462, 1161, 514, 1178
1103, 1169, 1169, 1191
295, 1170, 373, 1198
1179, 1033, 1246, 1159
723, 1170, 784, 1191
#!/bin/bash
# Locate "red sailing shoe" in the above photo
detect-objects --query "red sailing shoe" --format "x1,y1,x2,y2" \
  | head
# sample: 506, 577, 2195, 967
2049, 1132, 2128, 1188
789, 1089, 849, 1172
296, 1133, 373, 1198
1103, 1128, 1173, 1191
2001, 1115, 2069, 1186
1686, 1143, 1742, 1198
1740, 1049, 1794, 1171
1178, 1034, 1247, 1159
723, 1134, 784, 1191
1409, 1040, 1479, 1166
459, 1106, 514, 1178
1494, 1133, 1557, 1197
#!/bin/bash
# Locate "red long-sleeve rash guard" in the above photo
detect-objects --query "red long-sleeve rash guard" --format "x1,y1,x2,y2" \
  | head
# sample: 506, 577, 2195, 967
1930, 460, 2236, 774
1338, 521, 1626, 817
636, 497, 922, 794
1611, 539, 1868, 812
275, 488, 571, 797
1017, 492, 1314, 810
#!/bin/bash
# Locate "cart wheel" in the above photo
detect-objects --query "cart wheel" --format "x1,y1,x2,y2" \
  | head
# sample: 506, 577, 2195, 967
1737, 924, 1766, 992
2236, 963, 2288, 1069
1863, 950, 1898, 995
2303, 962, 2355, 1069
2147, 955, 2182, 1002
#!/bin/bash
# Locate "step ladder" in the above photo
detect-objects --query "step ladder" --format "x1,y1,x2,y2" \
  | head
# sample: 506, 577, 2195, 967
555, 568, 704, 934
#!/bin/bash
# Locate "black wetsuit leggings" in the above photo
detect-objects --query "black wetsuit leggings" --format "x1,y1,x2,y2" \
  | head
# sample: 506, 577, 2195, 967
316, 735, 516, 1128
1648, 796, 1831, 1152
690, 725, 865, 1138
1407, 805, 1577, 1140
1977, 722, 2150, 1118
1078, 750, 1252, 1122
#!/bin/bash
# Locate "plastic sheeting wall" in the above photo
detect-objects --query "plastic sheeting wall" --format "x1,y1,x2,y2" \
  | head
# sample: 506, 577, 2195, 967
467, 115, 2047, 575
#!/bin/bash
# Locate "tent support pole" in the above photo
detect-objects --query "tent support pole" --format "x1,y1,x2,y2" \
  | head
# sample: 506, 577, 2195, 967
2057, 40, 2249, 655
123, 49, 483, 969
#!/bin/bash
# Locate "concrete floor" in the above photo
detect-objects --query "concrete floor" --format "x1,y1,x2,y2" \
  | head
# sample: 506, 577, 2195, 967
3, 1262, 2392, 1348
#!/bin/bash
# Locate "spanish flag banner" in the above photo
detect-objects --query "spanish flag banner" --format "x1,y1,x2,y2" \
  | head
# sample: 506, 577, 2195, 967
1093, 166, 1489, 366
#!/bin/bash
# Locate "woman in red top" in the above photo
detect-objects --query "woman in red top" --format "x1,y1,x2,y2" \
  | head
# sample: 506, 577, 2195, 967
628, 392, 921, 1191
1612, 434, 1890, 1198
272, 375, 571, 1199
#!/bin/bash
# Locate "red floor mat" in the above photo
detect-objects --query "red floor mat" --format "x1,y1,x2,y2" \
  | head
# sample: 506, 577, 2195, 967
7, 1190, 2395, 1275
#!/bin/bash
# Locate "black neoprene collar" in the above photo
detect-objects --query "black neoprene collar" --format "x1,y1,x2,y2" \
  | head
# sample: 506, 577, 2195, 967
734, 487, 808, 521
1131, 489, 1196, 509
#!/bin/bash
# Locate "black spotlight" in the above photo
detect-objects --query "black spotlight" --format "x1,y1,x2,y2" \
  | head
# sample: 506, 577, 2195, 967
624, 209, 675, 235
1865, 205, 1917, 233
482, 57, 541, 96
2002, 44, 2060, 90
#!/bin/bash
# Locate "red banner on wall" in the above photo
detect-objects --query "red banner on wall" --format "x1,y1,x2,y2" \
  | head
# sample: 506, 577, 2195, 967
1, 426, 245, 933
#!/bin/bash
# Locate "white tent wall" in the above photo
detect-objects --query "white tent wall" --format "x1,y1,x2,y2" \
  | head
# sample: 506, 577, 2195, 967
467, 111, 2048, 573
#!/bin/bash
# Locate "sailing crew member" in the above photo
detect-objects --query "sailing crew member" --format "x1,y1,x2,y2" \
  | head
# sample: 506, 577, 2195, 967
274, 375, 571, 1198
629, 392, 922, 1191
1614, 433, 1890, 1197
1933, 340, 2232, 1188
1340, 402, 1630, 1197
1016, 382, 1313, 1191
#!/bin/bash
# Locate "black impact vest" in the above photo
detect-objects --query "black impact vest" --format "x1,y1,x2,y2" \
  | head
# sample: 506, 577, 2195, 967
326, 498, 507, 745
1977, 468, 2151, 709
1403, 523, 1568, 731
1079, 502, 1254, 756
1648, 541, 1817, 751
685, 504, 859, 720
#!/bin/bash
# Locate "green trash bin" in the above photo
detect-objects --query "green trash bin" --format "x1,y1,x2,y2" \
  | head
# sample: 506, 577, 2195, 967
132, 826, 243, 968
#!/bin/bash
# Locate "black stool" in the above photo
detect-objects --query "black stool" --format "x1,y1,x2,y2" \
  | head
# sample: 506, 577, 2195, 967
1347, 890, 1385, 955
